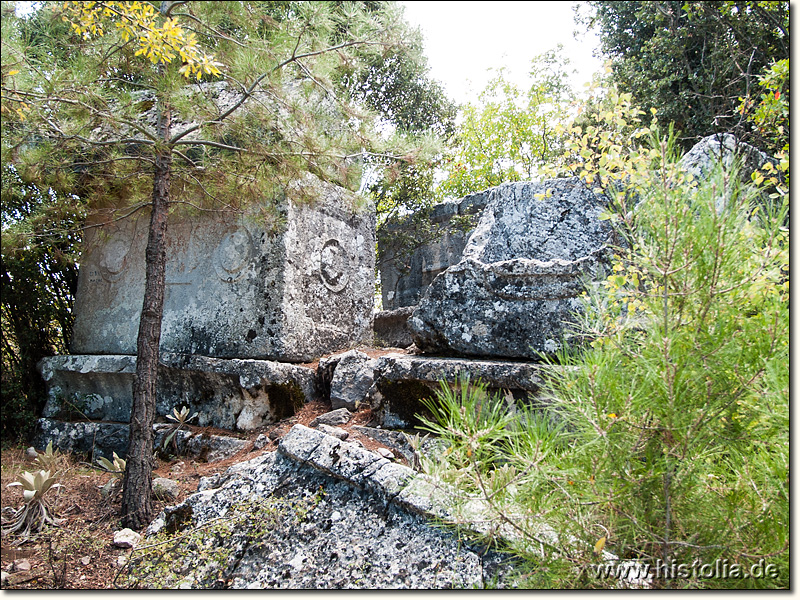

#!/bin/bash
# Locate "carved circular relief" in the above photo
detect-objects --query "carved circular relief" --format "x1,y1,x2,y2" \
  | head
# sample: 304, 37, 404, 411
319, 238, 349, 292
214, 229, 253, 283
99, 238, 129, 282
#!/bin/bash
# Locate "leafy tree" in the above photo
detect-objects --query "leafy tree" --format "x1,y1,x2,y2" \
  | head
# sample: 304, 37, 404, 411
740, 58, 789, 155
1, 166, 82, 445
580, 1, 789, 152
436, 47, 574, 200
2, 0, 436, 529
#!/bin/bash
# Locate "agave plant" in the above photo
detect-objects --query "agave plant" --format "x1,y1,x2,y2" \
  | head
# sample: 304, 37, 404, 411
97, 452, 126, 498
162, 406, 198, 452
2, 470, 64, 541
33, 441, 62, 473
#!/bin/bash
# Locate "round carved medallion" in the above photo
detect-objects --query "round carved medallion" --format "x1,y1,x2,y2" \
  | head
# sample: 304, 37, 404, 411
213, 229, 253, 283
319, 238, 349, 292
99, 238, 130, 282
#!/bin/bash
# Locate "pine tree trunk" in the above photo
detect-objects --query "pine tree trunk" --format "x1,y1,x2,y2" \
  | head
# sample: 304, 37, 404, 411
121, 106, 171, 530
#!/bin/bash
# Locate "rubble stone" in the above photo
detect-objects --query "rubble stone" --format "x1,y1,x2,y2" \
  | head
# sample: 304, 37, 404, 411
328, 350, 378, 411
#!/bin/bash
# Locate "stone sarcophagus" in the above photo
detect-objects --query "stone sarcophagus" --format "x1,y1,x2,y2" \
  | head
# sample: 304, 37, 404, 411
71, 180, 375, 362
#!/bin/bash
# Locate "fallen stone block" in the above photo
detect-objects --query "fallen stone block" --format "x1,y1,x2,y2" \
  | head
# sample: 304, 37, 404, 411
409, 178, 617, 358
373, 306, 415, 348
316, 424, 349, 440
134, 433, 514, 589
328, 350, 378, 411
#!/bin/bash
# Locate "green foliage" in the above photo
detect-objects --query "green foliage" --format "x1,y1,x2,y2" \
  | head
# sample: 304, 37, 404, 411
546, 140, 788, 584
436, 47, 574, 200
581, 1, 789, 152
420, 136, 788, 588
1, 165, 82, 445
740, 58, 789, 154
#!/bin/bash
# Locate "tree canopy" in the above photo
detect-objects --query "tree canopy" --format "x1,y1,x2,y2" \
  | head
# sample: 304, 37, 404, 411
581, 0, 789, 153
1, 0, 454, 527
435, 47, 574, 200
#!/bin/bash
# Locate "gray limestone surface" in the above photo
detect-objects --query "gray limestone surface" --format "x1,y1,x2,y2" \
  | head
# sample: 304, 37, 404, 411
409, 178, 617, 358
33, 418, 249, 461
680, 133, 778, 187
38, 353, 317, 432
328, 350, 378, 411
125, 425, 518, 589
70, 178, 374, 362
373, 306, 415, 348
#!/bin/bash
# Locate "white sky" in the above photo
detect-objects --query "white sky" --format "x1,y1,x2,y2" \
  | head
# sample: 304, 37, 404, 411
399, 1, 604, 105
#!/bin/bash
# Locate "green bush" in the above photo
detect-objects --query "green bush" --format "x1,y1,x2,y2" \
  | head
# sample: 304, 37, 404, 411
419, 135, 788, 589
1, 166, 82, 445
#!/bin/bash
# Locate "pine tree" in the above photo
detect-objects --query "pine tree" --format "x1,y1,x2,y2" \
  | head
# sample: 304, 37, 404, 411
2, 0, 442, 528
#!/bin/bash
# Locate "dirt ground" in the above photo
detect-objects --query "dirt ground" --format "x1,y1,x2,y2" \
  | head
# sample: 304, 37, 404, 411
0, 400, 401, 590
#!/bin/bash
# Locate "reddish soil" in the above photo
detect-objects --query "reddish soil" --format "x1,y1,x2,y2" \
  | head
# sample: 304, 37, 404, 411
0, 400, 403, 590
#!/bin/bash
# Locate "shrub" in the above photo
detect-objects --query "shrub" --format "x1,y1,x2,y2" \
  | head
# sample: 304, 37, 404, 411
420, 134, 788, 589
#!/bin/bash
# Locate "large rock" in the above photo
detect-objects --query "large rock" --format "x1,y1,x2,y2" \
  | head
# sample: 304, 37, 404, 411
38, 353, 317, 431
33, 418, 131, 460
70, 178, 374, 362
378, 191, 489, 310
409, 178, 617, 358
124, 425, 517, 589
680, 133, 778, 187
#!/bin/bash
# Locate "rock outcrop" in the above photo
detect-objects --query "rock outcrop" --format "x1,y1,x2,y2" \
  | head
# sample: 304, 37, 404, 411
122, 425, 518, 589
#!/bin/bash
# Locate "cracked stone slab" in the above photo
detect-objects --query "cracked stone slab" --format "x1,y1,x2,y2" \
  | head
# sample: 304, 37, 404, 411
38, 353, 317, 431
409, 178, 618, 358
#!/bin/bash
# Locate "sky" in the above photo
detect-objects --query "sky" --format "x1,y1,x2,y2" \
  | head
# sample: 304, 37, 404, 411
399, 1, 605, 106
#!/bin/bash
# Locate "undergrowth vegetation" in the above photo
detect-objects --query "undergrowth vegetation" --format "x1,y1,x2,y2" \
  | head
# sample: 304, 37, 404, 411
420, 130, 788, 589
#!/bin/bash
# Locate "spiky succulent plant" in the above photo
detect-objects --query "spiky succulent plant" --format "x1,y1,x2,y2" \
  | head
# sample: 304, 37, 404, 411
2, 470, 64, 541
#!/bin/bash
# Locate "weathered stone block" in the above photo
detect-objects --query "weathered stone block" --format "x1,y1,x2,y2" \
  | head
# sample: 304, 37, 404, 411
38, 353, 317, 431
373, 306, 415, 348
378, 191, 489, 310
365, 353, 548, 429
409, 178, 617, 358
70, 179, 375, 362
328, 350, 378, 411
